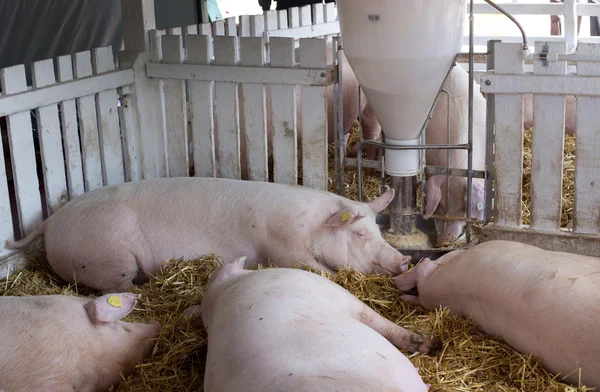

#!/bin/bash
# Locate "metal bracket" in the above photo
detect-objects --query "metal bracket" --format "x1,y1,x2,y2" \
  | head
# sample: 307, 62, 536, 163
540, 42, 550, 67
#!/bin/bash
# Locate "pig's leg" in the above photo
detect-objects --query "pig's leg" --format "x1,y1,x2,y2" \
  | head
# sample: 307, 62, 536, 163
399, 295, 421, 306
358, 304, 441, 354
394, 267, 420, 291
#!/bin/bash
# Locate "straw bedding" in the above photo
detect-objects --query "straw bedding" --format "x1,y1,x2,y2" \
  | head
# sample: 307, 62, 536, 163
0, 123, 584, 391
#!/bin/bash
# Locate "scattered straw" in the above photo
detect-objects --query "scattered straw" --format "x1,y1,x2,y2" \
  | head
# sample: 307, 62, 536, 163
0, 254, 592, 391
522, 128, 576, 227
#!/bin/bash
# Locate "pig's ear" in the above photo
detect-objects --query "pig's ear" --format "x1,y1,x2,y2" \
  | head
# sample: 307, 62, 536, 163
367, 185, 395, 214
85, 293, 140, 324
423, 177, 443, 219
325, 208, 367, 227
466, 182, 486, 221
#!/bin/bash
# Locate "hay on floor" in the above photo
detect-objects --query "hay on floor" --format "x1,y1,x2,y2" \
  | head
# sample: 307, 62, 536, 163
522, 128, 576, 228
0, 254, 592, 392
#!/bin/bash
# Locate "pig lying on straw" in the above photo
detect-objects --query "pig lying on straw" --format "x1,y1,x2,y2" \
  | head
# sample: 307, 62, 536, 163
188, 256, 439, 392
0, 293, 160, 391
395, 239, 600, 388
6, 177, 411, 293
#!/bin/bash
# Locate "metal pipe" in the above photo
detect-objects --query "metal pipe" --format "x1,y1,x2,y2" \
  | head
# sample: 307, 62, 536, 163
389, 176, 417, 235
466, 0, 475, 243
337, 40, 345, 196
483, 0, 529, 50
484, 40, 500, 225
527, 53, 600, 62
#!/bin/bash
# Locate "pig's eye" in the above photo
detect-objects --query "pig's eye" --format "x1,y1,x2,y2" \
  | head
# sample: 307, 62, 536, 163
355, 229, 368, 238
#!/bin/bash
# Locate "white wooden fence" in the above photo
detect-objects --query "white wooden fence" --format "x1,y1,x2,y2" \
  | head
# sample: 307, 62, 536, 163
480, 40, 600, 256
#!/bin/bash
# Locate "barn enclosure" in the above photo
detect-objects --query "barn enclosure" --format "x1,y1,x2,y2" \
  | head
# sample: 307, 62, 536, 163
1, 0, 600, 277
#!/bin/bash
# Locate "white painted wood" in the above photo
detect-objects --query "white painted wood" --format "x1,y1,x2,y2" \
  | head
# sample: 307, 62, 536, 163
213, 36, 241, 179
225, 17, 237, 36
239, 15, 251, 37
324, 3, 336, 23
530, 42, 567, 232
277, 10, 289, 30
312, 3, 325, 25
480, 73, 600, 96
117, 85, 141, 182
299, 5, 311, 26
187, 34, 216, 178
299, 38, 328, 190
119, 0, 164, 180
57, 55, 85, 199
264, 22, 340, 39
200, 23, 212, 36
250, 15, 265, 37
564, 0, 578, 52
185, 24, 199, 36
0, 119, 13, 256
214, 20, 225, 36
0, 69, 134, 118
0, 64, 43, 236
168, 27, 182, 36
240, 37, 268, 182
146, 63, 330, 85
492, 42, 525, 228
93, 46, 126, 186
269, 37, 297, 185
148, 29, 168, 178
288, 7, 300, 28
31, 59, 68, 215
264, 10, 278, 32
161, 35, 189, 177
574, 42, 600, 235
73, 51, 104, 191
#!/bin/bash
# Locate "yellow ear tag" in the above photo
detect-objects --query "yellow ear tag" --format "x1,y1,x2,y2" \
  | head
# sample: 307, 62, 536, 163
341, 211, 352, 222
107, 295, 123, 308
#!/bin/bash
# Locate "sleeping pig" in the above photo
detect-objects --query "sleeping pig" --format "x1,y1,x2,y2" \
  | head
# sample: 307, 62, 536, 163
191, 256, 439, 391
6, 177, 411, 293
394, 239, 600, 388
0, 293, 160, 391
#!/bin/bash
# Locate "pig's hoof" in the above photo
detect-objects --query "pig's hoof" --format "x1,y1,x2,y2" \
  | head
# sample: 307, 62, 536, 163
409, 334, 442, 355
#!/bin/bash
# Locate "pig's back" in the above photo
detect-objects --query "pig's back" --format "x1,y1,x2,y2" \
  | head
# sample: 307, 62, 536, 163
422, 240, 600, 385
203, 269, 424, 392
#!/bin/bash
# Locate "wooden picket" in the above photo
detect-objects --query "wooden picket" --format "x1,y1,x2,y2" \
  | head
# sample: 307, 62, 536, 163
481, 41, 600, 257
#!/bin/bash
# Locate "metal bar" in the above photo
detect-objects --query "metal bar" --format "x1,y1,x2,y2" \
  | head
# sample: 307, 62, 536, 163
337, 39, 345, 196
466, 0, 475, 243
484, 40, 500, 224
359, 140, 470, 151
424, 166, 486, 179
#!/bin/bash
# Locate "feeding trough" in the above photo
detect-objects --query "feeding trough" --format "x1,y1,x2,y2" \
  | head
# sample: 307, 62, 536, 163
335, 0, 469, 251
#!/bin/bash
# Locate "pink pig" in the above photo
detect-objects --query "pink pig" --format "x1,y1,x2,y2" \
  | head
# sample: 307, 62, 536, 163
394, 240, 600, 388
6, 177, 411, 294
192, 256, 438, 392
0, 293, 160, 391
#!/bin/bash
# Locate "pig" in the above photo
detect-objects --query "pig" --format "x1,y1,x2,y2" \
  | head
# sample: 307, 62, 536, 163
192, 256, 439, 392
394, 239, 600, 388
0, 293, 161, 391
6, 177, 411, 294
524, 93, 577, 135
421, 66, 487, 246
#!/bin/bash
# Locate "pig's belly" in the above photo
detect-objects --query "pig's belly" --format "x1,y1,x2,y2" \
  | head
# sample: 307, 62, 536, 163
206, 313, 425, 392
433, 275, 600, 387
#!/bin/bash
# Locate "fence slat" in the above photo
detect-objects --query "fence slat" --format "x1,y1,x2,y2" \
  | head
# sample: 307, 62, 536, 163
312, 3, 325, 25
31, 59, 68, 215
250, 15, 265, 37
492, 42, 525, 228
269, 37, 297, 185
574, 42, 600, 235
239, 15, 251, 37
240, 37, 268, 182
299, 38, 328, 190
57, 55, 85, 199
187, 35, 217, 178
324, 2, 336, 23
530, 42, 567, 232
277, 10, 289, 29
0, 124, 12, 256
299, 5, 312, 26
214, 36, 241, 179
93, 47, 126, 186
214, 20, 225, 36
225, 17, 237, 36
0, 65, 43, 236
73, 51, 104, 191
117, 85, 141, 183
161, 35, 189, 177
288, 7, 300, 28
